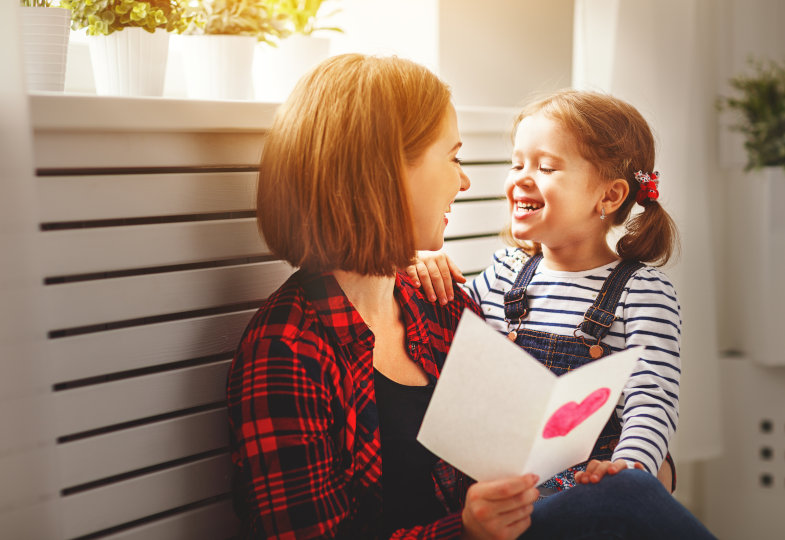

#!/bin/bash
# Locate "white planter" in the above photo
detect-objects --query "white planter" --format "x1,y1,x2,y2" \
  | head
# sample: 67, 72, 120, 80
253, 35, 330, 102
88, 28, 169, 97
181, 35, 257, 100
19, 6, 71, 92
730, 166, 785, 366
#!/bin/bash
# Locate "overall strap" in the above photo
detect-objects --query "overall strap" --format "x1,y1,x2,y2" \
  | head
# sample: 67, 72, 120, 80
503, 252, 543, 322
579, 260, 644, 341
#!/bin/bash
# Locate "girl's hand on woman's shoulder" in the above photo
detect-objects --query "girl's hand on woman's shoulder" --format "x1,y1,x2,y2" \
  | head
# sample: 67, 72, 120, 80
461, 474, 540, 540
575, 459, 645, 485
405, 251, 465, 305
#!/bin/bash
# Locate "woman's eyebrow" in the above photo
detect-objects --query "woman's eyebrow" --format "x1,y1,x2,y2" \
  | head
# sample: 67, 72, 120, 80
450, 141, 463, 153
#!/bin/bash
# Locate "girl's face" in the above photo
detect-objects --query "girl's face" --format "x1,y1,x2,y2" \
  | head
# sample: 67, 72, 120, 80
505, 112, 608, 257
405, 105, 471, 251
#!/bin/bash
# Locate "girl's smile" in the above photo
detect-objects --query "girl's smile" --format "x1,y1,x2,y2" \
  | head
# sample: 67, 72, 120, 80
512, 197, 544, 219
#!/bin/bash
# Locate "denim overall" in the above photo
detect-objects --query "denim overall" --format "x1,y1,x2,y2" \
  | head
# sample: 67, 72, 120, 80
503, 253, 643, 492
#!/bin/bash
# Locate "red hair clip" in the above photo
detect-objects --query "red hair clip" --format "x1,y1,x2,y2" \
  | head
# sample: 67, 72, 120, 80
634, 170, 659, 205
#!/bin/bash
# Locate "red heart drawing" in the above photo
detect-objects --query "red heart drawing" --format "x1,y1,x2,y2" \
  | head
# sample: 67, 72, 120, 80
542, 387, 611, 439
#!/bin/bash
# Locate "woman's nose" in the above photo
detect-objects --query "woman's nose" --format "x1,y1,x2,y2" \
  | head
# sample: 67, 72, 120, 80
459, 168, 471, 192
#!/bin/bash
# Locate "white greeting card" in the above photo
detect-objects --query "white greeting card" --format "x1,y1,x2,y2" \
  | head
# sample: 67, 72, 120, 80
417, 309, 640, 483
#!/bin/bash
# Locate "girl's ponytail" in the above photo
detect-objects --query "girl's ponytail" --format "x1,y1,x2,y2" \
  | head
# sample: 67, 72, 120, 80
617, 201, 679, 266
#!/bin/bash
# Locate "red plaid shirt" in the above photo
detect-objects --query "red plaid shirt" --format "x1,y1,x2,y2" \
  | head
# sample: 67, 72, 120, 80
227, 269, 482, 539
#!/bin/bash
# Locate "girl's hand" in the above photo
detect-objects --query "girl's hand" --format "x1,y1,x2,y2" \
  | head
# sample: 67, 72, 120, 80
657, 456, 673, 493
575, 459, 644, 484
405, 251, 466, 305
461, 474, 540, 540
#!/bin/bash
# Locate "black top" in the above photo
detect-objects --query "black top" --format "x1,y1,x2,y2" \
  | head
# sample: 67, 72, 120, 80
373, 368, 445, 534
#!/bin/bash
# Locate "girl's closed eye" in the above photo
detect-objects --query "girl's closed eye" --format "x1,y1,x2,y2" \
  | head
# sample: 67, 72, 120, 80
538, 165, 556, 173
453, 156, 463, 165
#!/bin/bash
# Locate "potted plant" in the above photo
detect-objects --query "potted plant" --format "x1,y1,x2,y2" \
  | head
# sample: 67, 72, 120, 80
717, 57, 785, 171
61, 0, 194, 96
271, 0, 341, 36
180, 0, 290, 100
253, 0, 342, 102
19, 1, 71, 92
717, 57, 785, 367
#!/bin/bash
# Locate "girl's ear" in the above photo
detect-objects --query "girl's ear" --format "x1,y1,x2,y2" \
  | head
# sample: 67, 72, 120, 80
600, 178, 629, 214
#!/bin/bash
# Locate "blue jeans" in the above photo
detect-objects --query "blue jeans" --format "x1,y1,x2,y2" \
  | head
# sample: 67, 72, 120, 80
521, 469, 717, 539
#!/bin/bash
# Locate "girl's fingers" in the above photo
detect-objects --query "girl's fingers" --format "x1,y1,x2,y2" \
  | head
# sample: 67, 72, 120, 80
607, 459, 638, 475
415, 261, 438, 302
579, 459, 602, 483
433, 257, 455, 303
405, 264, 421, 286
446, 255, 467, 284
584, 460, 615, 482
410, 252, 467, 304
577, 459, 644, 485
425, 259, 449, 304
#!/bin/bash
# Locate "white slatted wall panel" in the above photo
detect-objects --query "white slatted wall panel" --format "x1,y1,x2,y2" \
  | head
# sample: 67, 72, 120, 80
30, 95, 513, 539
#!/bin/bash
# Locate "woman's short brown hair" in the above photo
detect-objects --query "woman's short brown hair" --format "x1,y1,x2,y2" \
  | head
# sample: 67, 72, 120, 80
257, 54, 452, 276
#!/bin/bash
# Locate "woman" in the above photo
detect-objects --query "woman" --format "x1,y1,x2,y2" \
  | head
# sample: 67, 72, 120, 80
226, 54, 715, 539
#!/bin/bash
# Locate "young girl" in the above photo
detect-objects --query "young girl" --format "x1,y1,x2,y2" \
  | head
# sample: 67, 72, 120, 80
410, 89, 681, 494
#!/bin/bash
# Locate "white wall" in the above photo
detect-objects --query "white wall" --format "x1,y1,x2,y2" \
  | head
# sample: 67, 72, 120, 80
438, 0, 573, 107
712, 0, 785, 357
702, 1, 785, 536
330, 0, 573, 108
329, 0, 440, 72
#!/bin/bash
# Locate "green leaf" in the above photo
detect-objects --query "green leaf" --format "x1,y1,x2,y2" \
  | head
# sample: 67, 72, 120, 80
718, 57, 785, 170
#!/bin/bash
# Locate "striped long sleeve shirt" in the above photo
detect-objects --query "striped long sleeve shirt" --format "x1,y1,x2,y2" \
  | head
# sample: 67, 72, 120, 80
464, 247, 681, 474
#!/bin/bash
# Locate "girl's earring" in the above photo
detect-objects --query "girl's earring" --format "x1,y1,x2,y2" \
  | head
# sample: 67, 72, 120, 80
600, 207, 606, 220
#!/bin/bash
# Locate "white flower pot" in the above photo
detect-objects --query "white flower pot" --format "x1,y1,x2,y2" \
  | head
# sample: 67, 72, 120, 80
181, 35, 257, 100
753, 167, 785, 366
730, 166, 785, 366
20, 6, 71, 92
88, 28, 169, 97
253, 35, 330, 102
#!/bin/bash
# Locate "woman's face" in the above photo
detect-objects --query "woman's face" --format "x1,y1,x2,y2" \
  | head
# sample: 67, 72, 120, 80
405, 105, 470, 251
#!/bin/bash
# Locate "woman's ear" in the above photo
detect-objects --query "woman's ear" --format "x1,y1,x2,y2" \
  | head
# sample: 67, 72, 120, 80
601, 179, 630, 214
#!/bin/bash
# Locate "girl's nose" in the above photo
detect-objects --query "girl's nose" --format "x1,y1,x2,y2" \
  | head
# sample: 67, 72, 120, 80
513, 170, 535, 188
